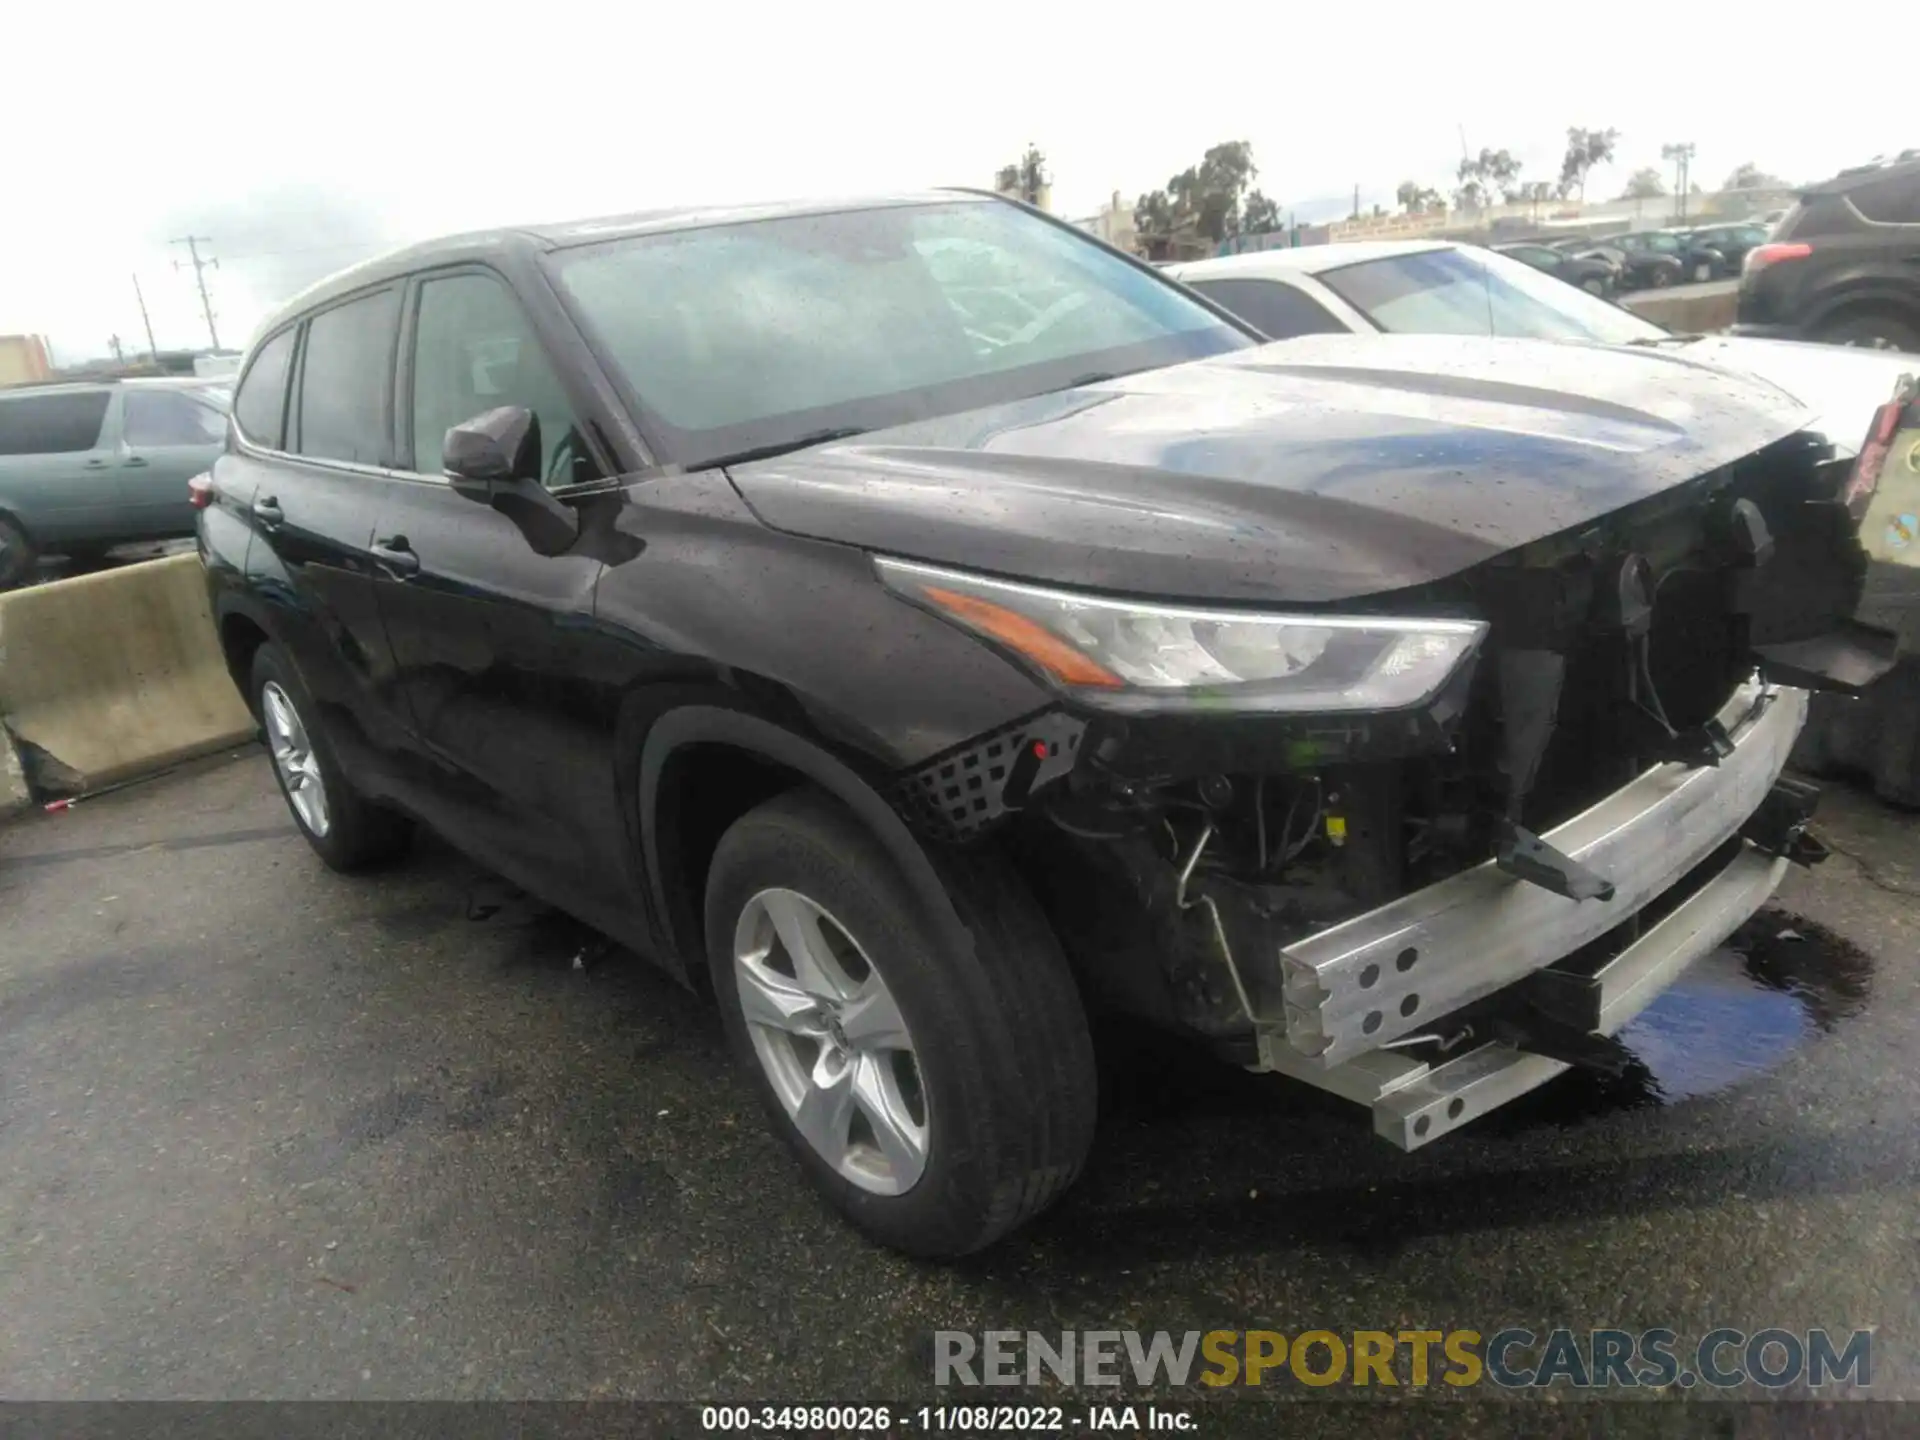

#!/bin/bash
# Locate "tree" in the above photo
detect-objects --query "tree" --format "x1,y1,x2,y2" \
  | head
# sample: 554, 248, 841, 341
996, 145, 1048, 205
1559, 126, 1620, 202
1242, 189, 1282, 235
1723, 162, 1786, 192
1134, 140, 1261, 244
1621, 167, 1667, 200
1455, 148, 1522, 211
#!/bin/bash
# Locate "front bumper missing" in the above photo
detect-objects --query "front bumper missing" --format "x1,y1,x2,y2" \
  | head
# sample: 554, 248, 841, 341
1253, 680, 1810, 1147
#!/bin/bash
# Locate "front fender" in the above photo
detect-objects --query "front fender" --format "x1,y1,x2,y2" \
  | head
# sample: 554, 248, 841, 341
638, 703, 973, 976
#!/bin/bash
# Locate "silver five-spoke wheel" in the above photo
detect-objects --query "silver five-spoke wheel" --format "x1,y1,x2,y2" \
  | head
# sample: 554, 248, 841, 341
261, 679, 330, 837
732, 887, 929, 1195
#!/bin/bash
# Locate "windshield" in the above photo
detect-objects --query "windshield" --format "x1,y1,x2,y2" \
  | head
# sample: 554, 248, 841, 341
549, 199, 1251, 467
1316, 246, 1666, 345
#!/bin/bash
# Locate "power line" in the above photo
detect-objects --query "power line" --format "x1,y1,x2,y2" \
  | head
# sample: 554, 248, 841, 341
172, 235, 222, 350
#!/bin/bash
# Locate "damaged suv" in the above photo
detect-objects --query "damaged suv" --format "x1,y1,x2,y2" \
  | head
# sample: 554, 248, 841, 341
200, 193, 1895, 1256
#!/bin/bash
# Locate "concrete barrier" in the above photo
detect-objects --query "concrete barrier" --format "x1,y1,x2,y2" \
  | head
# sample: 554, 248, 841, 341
0, 553, 255, 800
1625, 286, 1738, 334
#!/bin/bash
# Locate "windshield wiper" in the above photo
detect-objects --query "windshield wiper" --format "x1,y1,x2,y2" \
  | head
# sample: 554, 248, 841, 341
1624, 333, 1702, 346
710, 426, 870, 469
1040, 370, 1124, 396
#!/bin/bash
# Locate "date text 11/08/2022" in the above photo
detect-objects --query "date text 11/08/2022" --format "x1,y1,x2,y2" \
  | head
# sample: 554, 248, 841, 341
700, 1407, 1196, 1432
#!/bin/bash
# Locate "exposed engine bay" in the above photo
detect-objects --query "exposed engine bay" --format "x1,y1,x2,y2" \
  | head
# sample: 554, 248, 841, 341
889, 427, 1896, 1142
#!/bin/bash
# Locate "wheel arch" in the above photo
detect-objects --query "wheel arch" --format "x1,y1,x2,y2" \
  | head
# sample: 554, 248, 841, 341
1805, 282, 1920, 338
213, 596, 276, 713
637, 702, 971, 986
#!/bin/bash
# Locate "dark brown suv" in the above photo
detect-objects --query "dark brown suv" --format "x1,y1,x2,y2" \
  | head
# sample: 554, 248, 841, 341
1737, 157, 1920, 350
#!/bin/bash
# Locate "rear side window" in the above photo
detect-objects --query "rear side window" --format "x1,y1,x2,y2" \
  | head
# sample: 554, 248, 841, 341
125, 390, 227, 446
1184, 278, 1348, 339
0, 391, 111, 456
234, 329, 295, 448
1850, 172, 1920, 225
296, 289, 400, 465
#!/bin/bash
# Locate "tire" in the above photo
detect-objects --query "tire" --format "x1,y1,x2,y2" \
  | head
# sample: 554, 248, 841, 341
704, 788, 1097, 1257
1650, 268, 1674, 289
0, 514, 37, 589
1814, 310, 1920, 352
1582, 277, 1606, 296
1692, 261, 1712, 283
250, 643, 413, 871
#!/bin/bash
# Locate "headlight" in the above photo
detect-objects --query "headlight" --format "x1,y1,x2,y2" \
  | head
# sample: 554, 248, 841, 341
876, 557, 1487, 714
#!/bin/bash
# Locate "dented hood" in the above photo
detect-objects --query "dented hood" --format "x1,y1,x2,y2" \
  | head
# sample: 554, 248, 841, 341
728, 333, 1815, 604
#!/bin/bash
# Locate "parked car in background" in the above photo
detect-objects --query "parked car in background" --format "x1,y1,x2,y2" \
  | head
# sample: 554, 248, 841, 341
1491, 241, 1615, 295
1168, 241, 1920, 463
0, 377, 231, 587
1615, 229, 1728, 285
1736, 155, 1920, 351
204, 193, 1887, 1255
1556, 235, 1684, 290
1677, 222, 1770, 272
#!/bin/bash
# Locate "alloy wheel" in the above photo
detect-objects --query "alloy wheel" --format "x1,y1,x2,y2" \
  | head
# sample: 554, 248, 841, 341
732, 887, 929, 1195
261, 680, 330, 837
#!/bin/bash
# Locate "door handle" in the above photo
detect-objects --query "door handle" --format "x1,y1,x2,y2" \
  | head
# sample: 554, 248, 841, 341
84, 459, 109, 470
123, 456, 149, 468
371, 536, 420, 577
252, 496, 284, 527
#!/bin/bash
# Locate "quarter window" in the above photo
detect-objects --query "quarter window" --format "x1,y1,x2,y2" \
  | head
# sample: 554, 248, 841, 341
409, 272, 600, 487
233, 328, 294, 448
296, 289, 400, 466
0, 391, 111, 456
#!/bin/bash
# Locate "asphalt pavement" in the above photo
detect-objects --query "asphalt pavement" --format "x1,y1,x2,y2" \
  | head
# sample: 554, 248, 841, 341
1, 748, 1915, 1412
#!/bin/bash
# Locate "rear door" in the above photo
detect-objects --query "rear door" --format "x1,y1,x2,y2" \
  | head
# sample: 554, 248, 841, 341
239, 288, 418, 787
0, 389, 120, 546
118, 386, 229, 537
371, 265, 627, 920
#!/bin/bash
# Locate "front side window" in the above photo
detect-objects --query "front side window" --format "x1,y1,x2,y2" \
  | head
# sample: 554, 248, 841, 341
1647, 234, 1682, 253
0, 391, 111, 456
234, 328, 294, 448
125, 389, 227, 446
1183, 277, 1349, 340
1319, 247, 1664, 345
409, 272, 600, 487
550, 198, 1250, 467
296, 288, 400, 466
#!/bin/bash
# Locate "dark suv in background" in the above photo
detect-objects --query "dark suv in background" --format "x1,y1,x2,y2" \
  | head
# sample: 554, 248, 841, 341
1737, 156, 1920, 350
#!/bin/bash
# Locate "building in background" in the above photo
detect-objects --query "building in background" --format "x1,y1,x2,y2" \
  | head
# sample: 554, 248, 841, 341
1072, 192, 1138, 253
0, 334, 53, 387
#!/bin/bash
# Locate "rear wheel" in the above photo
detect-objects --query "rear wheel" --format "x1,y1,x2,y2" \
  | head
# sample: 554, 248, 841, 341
250, 644, 412, 870
0, 515, 36, 589
1815, 311, 1920, 352
704, 788, 1097, 1256
1649, 267, 1675, 289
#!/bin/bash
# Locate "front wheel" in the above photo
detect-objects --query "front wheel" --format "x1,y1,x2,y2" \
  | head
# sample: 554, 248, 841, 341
705, 789, 1097, 1257
250, 644, 412, 871
1582, 276, 1607, 295
1649, 267, 1675, 289
0, 515, 36, 589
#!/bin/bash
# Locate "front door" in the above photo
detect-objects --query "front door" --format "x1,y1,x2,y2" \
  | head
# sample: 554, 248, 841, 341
372, 267, 631, 926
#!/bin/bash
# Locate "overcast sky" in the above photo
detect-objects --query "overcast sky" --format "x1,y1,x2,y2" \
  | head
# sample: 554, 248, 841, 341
4, 1, 1900, 363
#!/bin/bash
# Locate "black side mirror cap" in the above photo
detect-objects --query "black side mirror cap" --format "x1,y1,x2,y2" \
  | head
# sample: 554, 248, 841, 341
442, 406, 579, 556
445, 405, 542, 487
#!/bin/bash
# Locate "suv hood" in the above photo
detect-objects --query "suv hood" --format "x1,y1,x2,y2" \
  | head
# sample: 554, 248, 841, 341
728, 333, 1813, 604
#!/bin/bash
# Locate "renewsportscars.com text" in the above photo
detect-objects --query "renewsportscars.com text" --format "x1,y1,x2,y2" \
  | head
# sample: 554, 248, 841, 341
933, 1328, 1873, 1390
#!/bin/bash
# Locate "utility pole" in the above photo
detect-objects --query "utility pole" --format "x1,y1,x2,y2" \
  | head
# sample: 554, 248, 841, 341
108, 335, 125, 364
131, 273, 159, 360
1662, 142, 1696, 223
171, 235, 221, 350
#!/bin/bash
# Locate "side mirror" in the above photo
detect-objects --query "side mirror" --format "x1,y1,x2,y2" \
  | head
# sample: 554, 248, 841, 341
443, 406, 579, 556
